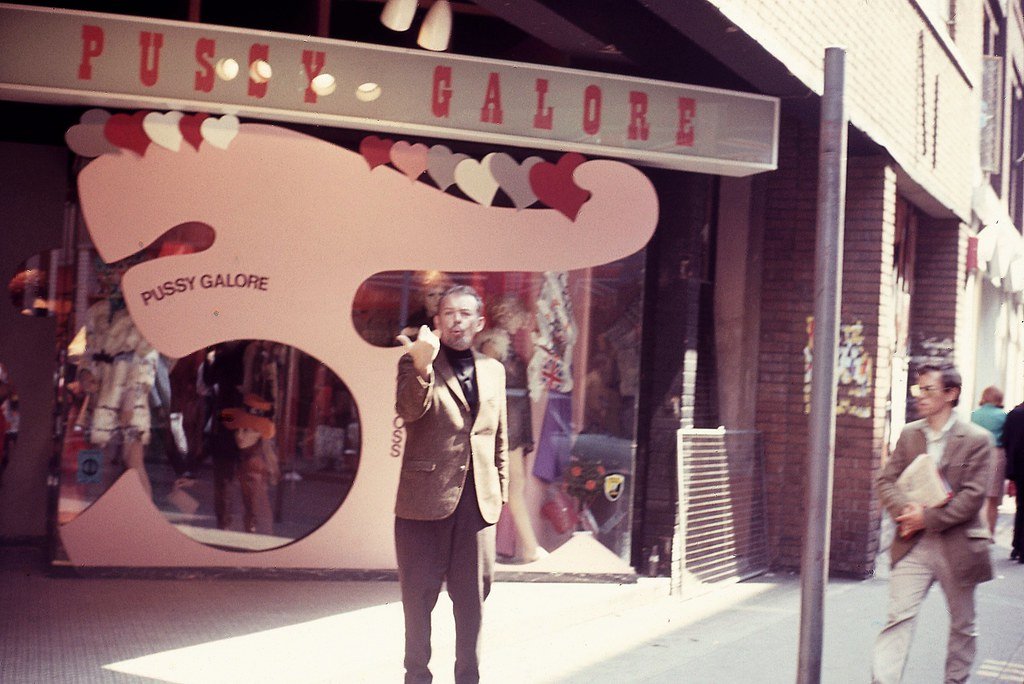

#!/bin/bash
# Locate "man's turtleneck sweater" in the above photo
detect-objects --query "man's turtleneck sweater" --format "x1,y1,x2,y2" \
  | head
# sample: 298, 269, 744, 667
442, 344, 478, 419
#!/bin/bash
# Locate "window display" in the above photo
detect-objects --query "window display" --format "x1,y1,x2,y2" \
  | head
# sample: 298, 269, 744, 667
14, 110, 657, 571
353, 256, 643, 561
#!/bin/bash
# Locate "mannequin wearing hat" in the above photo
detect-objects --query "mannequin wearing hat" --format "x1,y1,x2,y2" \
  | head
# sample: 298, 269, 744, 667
218, 393, 280, 535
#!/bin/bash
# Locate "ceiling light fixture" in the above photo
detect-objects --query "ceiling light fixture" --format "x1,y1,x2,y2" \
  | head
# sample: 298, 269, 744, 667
417, 0, 452, 52
380, 0, 417, 32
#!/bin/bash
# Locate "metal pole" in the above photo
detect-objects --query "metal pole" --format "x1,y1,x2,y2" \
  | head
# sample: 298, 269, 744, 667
797, 46, 848, 684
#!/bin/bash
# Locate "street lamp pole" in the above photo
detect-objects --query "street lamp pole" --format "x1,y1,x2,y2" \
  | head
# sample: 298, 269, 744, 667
797, 46, 848, 684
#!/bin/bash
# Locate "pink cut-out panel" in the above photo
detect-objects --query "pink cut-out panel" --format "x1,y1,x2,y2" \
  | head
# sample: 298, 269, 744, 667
63, 122, 659, 569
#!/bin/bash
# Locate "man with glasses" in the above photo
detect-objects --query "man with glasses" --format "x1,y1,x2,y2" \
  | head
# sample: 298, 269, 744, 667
872, 364, 994, 683
394, 285, 509, 684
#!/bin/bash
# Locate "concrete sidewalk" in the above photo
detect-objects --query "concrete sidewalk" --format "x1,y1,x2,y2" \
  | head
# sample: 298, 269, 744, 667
3, 512, 1024, 683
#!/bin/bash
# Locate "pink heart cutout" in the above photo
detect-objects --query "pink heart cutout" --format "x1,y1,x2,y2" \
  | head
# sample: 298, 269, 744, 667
529, 152, 591, 221
65, 109, 116, 158
360, 136, 395, 170
390, 141, 429, 180
179, 113, 210, 151
104, 111, 151, 157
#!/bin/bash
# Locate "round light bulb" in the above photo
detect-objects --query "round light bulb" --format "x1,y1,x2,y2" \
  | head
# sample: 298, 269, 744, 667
249, 59, 273, 84
311, 73, 337, 96
215, 58, 239, 81
355, 82, 382, 102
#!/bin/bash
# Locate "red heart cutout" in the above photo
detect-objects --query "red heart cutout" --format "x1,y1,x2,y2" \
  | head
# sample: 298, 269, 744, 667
529, 152, 592, 221
360, 135, 395, 170
104, 111, 151, 157
179, 112, 210, 151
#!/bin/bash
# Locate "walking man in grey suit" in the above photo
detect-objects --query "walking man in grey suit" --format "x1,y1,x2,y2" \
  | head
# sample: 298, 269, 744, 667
394, 284, 509, 684
872, 363, 994, 683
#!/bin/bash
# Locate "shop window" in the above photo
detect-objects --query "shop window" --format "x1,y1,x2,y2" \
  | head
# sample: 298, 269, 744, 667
353, 258, 644, 560
33, 224, 360, 553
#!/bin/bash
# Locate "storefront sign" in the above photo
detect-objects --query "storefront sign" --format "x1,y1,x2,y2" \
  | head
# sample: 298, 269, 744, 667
0, 4, 779, 176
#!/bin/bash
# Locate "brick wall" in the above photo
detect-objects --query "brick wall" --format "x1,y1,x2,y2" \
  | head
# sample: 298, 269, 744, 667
707, 0, 980, 219
908, 217, 969, 369
756, 112, 898, 576
832, 159, 898, 577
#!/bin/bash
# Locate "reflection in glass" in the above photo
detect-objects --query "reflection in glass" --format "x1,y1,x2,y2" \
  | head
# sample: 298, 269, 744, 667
59, 338, 360, 552
44, 219, 359, 553
352, 256, 644, 562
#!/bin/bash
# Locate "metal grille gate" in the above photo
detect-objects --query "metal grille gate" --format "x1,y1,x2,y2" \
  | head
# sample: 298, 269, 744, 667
674, 429, 769, 593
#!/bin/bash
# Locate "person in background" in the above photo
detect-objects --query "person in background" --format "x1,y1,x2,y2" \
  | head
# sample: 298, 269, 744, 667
970, 385, 1007, 536
1002, 397, 1024, 562
872, 364, 993, 684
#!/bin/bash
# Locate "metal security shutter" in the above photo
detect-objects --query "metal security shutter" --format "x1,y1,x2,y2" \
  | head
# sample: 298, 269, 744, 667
674, 429, 769, 593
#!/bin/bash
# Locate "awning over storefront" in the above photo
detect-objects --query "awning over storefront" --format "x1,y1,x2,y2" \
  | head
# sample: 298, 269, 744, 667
973, 184, 1024, 293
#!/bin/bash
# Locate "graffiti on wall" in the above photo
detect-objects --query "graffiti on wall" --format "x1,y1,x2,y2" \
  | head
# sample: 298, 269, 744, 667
803, 318, 874, 418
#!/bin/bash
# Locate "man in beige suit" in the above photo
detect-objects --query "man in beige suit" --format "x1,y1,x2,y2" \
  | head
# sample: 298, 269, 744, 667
394, 285, 508, 684
873, 363, 993, 684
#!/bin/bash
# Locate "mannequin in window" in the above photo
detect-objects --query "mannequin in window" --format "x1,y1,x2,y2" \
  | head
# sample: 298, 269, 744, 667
76, 254, 158, 499
475, 293, 546, 563
399, 270, 452, 341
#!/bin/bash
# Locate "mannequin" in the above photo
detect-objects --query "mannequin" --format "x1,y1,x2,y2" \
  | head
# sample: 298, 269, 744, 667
476, 293, 545, 563
399, 270, 452, 340
76, 255, 158, 499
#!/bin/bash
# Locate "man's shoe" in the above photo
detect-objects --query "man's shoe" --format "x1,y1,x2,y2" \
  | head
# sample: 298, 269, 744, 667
1011, 549, 1020, 561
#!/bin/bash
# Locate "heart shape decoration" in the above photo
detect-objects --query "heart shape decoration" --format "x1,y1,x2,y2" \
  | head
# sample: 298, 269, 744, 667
529, 152, 592, 221
390, 141, 429, 180
65, 109, 117, 157
104, 111, 151, 157
200, 114, 240, 150
427, 145, 469, 190
359, 136, 395, 170
485, 153, 544, 210
143, 111, 185, 152
454, 158, 499, 206
179, 113, 210, 151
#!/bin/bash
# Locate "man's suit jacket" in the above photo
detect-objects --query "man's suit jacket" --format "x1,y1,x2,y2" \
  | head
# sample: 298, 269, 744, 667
394, 349, 509, 523
877, 417, 994, 585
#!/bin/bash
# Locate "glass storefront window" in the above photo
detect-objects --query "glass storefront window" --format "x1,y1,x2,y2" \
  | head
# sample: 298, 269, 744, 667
353, 256, 644, 561
13, 236, 361, 554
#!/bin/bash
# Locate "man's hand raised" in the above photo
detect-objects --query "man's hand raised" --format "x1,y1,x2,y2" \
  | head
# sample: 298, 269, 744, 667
396, 325, 441, 380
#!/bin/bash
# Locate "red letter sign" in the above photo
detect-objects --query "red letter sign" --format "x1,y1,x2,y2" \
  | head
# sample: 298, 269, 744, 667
676, 97, 696, 146
480, 72, 504, 124
248, 44, 269, 99
78, 25, 104, 80
194, 38, 216, 93
432, 66, 453, 118
302, 50, 326, 104
533, 79, 554, 130
582, 85, 602, 135
627, 91, 650, 141
139, 32, 164, 87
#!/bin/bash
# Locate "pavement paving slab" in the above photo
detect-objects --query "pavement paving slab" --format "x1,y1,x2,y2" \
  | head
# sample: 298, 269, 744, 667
2, 508, 1024, 683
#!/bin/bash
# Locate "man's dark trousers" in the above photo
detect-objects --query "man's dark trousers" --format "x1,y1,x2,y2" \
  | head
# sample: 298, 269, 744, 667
395, 470, 496, 684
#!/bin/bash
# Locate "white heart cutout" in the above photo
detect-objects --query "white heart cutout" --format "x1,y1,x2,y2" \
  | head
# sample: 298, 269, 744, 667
200, 114, 240, 150
142, 111, 184, 152
454, 158, 499, 206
